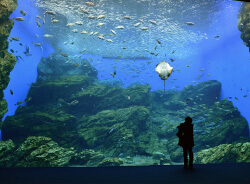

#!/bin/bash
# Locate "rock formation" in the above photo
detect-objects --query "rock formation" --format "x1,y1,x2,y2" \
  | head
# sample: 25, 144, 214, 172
0, 0, 18, 122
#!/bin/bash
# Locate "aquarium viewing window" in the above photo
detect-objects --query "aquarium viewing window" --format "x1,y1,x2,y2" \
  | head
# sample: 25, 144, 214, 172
0, 0, 249, 168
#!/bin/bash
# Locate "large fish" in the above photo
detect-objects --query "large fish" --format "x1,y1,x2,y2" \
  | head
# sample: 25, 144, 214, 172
155, 61, 173, 93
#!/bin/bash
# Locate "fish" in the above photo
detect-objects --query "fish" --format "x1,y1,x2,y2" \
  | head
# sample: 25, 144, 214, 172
97, 35, 105, 40
10, 90, 14, 95
67, 99, 79, 106
35, 34, 39, 38
32, 42, 42, 47
215, 36, 220, 38
20, 10, 26, 16
170, 58, 176, 62
36, 15, 43, 20
81, 30, 88, 34
97, 22, 106, 26
19, 43, 23, 46
110, 71, 116, 77
200, 68, 204, 71
111, 30, 116, 35
172, 50, 176, 54
36, 19, 41, 27
186, 65, 190, 67
184, 22, 194, 25
51, 19, 60, 23
75, 21, 83, 25
134, 22, 141, 27
10, 49, 14, 53
155, 61, 173, 93
80, 8, 89, 14
149, 20, 157, 24
72, 29, 78, 33
15, 101, 24, 105
10, 37, 20, 41
106, 39, 113, 42
16, 55, 24, 61
12, 17, 25, 21
60, 53, 68, 57
86, 2, 95, 6
88, 15, 96, 19
25, 97, 32, 102
123, 16, 131, 20
141, 27, 149, 30
43, 34, 53, 37
156, 39, 162, 46
67, 23, 75, 27
24, 46, 32, 56
45, 11, 56, 15
97, 15, 106, 19
243, 95, 248, 97
116, 25, 124, 29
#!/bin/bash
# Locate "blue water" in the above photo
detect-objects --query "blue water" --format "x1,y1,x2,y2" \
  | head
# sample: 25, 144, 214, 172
2, 0, 250, 133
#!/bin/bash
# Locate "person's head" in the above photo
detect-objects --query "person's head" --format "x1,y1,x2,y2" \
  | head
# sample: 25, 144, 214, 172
185, 116, 192, 124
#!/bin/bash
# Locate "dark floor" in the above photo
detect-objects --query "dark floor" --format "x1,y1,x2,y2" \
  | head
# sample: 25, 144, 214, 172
0, 163, 249, 184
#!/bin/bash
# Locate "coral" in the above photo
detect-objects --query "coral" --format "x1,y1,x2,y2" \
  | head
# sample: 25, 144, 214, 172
195, 142, 250, 164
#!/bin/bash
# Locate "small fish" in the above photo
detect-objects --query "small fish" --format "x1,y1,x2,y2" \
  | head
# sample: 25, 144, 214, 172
215, 36, 220, 38
10, 49, 14, 53
141, 27, 149, 30
243, 95, 248, 97
24, 46, 32, 56
170, 58, 176, 62
97, 15, 106, 19
116, 25, 124, 29
149, 20, 157, 24
45, 11, 56, 15
88, 15, 96, 19
43, 34, 53, 37
36, 19, 41, 27
80, 8, 89, 14
200, 68, 204, 71
60, 53, 68, 57
75, 21, 83, 25
72, 29, 78, 33
16, 55, 24, 61
20, 10, 26, 16
97, 22, 106, 26
10, 90, 14, 95
235, 97, 238, 100
111, 29, 116, 35
123, 16, 131, 20
172, 50, 176, 54
67, 23, 75, 27
36, 15, 43, 20
184, 22, 194, 25
25, 97, 32, 102
19, 43, 23, 46
51, 19, 60, 23
12, 17, 25, 21
106, 39, 113, 42
123, 47, 126, 49
138, 19, 143, 22
81, 30, 88, 34
15, 101, 24, 105
32, 42, 42, 47
186, 65, 190, 67
134, 22, 141, 27
86, 2, 95, 6
97, 35, 105, 40
10, 37, 20, 41
110, 71, 116, 77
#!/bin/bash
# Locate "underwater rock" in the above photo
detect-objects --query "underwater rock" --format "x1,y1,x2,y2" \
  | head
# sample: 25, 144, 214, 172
170, 150, 183, 162
0, 139, 15, 159
98, 157, 123, 167
0, 0, 17, 123
27, 75, 93, 105
237, 3, 250, 51
37, 53, 98, 82
2, 109, 79, 148
78, 106, 150, 155
195, 142, 250, 164
70, 149, 104, 166
180, 80, 221, 106
0, 136, 76, 167
73, 84, 151, 115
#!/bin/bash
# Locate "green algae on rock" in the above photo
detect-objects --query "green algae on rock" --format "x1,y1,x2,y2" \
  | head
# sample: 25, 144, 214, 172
98, 157, 123, 167
195, 142, 250, 164
2, 109, 79, 148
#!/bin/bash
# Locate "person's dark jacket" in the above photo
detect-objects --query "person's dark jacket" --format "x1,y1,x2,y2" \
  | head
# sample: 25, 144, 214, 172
176, 122, 194, 147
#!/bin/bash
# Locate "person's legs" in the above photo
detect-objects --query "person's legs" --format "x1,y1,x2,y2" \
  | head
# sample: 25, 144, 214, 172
183, 147, 188, 168
188, 147, 193, 168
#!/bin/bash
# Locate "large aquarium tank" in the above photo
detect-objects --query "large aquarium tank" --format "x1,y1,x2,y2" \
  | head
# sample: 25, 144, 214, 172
0, 0, 249, 167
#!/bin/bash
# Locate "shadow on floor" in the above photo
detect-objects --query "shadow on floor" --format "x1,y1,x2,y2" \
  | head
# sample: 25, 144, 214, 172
0, 163, 249, 184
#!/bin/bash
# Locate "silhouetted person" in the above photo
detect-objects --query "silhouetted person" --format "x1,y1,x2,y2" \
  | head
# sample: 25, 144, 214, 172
176, 117, 194, 169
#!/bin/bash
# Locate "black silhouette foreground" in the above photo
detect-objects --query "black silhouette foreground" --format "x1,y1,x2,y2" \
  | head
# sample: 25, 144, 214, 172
176, 116, 194, 169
